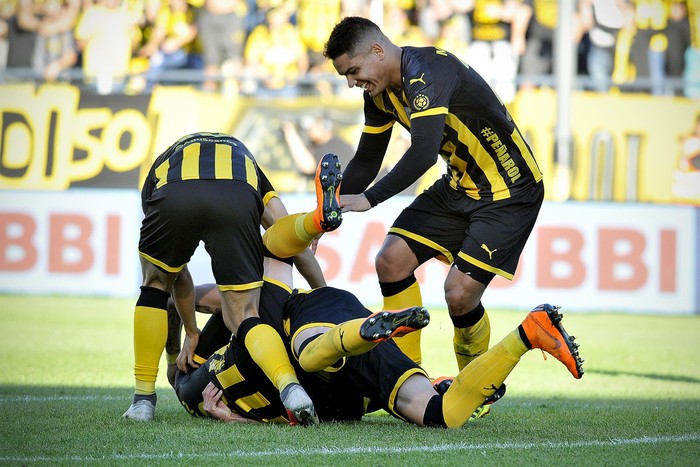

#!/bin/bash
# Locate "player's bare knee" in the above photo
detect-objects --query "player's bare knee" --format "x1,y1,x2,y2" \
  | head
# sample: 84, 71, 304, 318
444, 285, 479, 315
375, 236, 417, 281
375, 250, 398, 280
444, 270, 484, 314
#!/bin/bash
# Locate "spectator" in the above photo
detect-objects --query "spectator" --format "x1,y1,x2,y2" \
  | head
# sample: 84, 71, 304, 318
296, 0, 342, 73
5, 0, 35, 71
383, 3, 432, 46
465, 0, 521, 104
281, 114, 354, 190
243, 6, 308, 97
125, 0, 159, 93
435, 13, 471, 62
679, 114, 700, 173
666, 0, 690, 95
416, 0, 457, 43
31, 0, 79, 82
515, 0, 559, 91
0, 1, 12, 70
580, 0, 627, 93
197, 0, 248, 94
7, 0, 79, 73
137, 0, 199, 92
74, 0, 137, 94
340, 0, 370, 18
629, 0, 672, 95
295, 0, 343, 95
672, 113, 700, 203
683, 0, 699, 98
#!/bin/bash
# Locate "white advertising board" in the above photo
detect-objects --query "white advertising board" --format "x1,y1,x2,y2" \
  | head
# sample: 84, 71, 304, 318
258, 195, 698, 314
1, 190, 697, 314
0, 189, 141, 297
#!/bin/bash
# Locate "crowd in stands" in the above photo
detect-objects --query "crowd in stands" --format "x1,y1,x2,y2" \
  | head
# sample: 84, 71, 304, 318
0, 0, 697, 98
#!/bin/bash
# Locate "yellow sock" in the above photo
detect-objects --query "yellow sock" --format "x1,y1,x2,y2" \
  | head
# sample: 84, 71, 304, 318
244, 323, 298, 391
453, 311, 491, 371
133, 306, 167, 395
301, 211, 322, 238
298, 319, 374, 372
262, 213, 318, 258
442, 329, 526, 428
384, 281, 423, 365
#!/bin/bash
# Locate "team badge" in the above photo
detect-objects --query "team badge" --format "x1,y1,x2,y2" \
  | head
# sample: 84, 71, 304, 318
412, 93, 429, 111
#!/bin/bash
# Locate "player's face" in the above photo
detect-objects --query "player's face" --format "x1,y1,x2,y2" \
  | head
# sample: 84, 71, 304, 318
332, 46, 388, 98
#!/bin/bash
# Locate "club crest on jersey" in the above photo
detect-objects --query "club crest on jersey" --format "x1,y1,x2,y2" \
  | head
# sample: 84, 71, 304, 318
412, 93, 429, 111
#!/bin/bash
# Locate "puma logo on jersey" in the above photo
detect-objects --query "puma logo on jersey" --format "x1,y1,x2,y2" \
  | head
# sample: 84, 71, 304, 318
481, 244, 497, 259
409, 73, 426, 85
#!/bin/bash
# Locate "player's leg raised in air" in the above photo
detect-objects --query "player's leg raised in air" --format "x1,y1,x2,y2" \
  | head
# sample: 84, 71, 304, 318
263, 153, 342, 258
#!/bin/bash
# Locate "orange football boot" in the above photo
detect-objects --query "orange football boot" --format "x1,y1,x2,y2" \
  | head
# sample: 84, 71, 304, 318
312, 153, 343, 232
520, 304, 584, 379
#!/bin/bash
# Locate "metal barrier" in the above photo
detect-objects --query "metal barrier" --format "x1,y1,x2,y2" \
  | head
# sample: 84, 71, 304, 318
0, 67, 693, 96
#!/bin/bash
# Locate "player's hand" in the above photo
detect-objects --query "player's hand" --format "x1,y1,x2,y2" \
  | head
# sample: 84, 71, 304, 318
202, 382, 232, 421
202, 382, 258, 423
340, 193, 371, 213
177, 331, 201, 372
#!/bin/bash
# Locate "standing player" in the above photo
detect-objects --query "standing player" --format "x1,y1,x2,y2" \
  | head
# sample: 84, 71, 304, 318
323, 17, 545, 371
123, 133, 341, 424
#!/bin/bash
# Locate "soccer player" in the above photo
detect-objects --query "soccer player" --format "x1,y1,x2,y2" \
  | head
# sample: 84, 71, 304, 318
323, 17, 545, 370
175, 252, 583, 428
173, 180, 583, 427
123, 133, 342, 424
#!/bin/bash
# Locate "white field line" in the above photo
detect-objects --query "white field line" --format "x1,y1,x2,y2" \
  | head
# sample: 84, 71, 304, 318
0, 395, 122, 402
0, 434, 698, 463
1, 395, 698, 462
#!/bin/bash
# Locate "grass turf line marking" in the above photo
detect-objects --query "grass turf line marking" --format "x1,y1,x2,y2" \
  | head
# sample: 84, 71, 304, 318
2, 434, 698, 462
0, 395, 121, 402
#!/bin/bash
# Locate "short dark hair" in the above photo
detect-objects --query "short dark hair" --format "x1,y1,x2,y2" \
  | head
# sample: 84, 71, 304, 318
323, 16, 383, 60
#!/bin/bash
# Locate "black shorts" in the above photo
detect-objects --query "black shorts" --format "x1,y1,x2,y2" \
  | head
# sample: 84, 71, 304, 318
138, 179, 264, 288
285, 287, 427, 420
390, 177, 544, 284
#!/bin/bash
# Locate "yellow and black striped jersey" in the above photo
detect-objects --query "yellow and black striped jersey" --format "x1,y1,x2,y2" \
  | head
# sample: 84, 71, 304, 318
207, 342, 290, 423
142, 132, 276, 202
348, 47, 542, 204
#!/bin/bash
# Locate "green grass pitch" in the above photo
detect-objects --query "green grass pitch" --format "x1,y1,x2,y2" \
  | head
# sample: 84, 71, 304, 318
1, 294, 699, 465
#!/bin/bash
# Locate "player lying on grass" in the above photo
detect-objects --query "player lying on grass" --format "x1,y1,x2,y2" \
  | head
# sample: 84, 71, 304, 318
173, 252, 583, 428
170, 158, 585, 426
